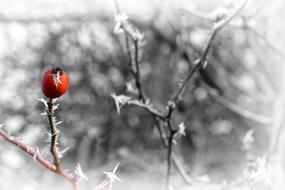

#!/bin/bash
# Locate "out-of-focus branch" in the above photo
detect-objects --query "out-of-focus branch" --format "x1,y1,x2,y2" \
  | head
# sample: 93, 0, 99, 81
209, 90, 272, 125
172, 0, 250, 104
246, 26, 285, 59
178, 1, 285, 59
0, 14, 100, 24
172, 154, 193, 184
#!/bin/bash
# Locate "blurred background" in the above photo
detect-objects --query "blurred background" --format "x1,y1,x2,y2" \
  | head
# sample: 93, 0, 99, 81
0, 0, 285, 189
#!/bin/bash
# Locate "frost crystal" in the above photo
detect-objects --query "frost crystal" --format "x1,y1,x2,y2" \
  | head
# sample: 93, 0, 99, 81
98, 162, 121, 190
93, 181, 109, 190
37, 97, 48, 108
242, 129, 255, 150
55, 121, 63, 126
248, 155, 272, 187
114, 12, 128, 33
103, 162, 121, 183
110, 93, 132, 114
197, 175, 210, 183
133, 28, 144, 41
34, 146, 43, 162
175, 122, 186, 139
75, 163, 88, 181
58, 147, 69, 159
53, 104, 59, 112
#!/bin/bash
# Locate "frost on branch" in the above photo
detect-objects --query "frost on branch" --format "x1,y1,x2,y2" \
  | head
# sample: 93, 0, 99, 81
58, 147, 69, 159
103, 162, 121, 183
114, 12, 128, 34
174, 122, 186, 139
114, 12, 144, 42
196, 175, 210, 183
110, 93, 132, 114
242, 129, 255, 151
247, 155, 272, 187
37, 97, 48, 108
94, 162, 121, 190
75, 163, 88, 181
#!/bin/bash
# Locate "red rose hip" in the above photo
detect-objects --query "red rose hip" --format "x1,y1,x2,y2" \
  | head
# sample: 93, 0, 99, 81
41, 67, 69, 99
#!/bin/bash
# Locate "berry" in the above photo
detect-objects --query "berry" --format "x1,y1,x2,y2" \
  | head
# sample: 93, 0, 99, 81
41, 67, 69, 99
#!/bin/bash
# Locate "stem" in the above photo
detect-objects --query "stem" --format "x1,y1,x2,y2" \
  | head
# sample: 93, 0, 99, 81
0, 128, 56, 172
46, 98, 79, 190
47, 98, 61, 169
0, 127, 78, 190
124, 31, 133, 69
133, 40, 146, 102
165, 130, 175, 190
172, 0, 250, 104
115, 1, 250, 187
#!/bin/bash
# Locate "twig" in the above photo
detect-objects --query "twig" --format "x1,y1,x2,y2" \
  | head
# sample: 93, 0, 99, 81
0, 128, 78, 189
120, 24, 146, 102
124, 32, 133, 69
0, 128, 56, 171
46, 98, 79, 189
165, 121, 176, 190
171, 154, 193, 184
246, 26, 285, 59
127, 99, 165, 120
47, 98, 61, 169
209, 90, 272, 125
134, 40, 146, 102
172, 0, 250, 104
179, 0, 285, 60
113, 1, 249, 189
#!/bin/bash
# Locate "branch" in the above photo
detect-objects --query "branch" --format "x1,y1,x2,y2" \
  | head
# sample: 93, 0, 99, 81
0, 14, 101, 24
209, 91, 272, 125
46, 98, 79, 189
0, 128, 77, 188
172, 0, 250, 104
120, 24, 146, 102
246, 26, 285, 59
0, 128, 55, 171
113, 1, 249, 188
133, 40, 146, 102
127, 99, 165, 120
171, 154, 193, 184
165, 121, 176, 190
178, 1, 285, 60
47, 98, 61, 168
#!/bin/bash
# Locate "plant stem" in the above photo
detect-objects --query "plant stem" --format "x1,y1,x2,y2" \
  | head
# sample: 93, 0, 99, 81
165, 130, 175, 190
47, 98, 61, 169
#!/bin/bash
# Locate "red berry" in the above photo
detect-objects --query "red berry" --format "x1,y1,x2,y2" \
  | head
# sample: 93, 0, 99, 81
41, 67, 69, 99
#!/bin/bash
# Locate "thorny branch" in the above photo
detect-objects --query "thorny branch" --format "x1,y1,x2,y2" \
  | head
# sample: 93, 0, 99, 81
46, 98, 79, 189
178, 1, 285, 59
0, 98, 81, 190
172, 0, 250, 104
113, 0, 250, 189
0, 128, 56, 172
47, 98, 61, 169
0, 127, 78, 190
